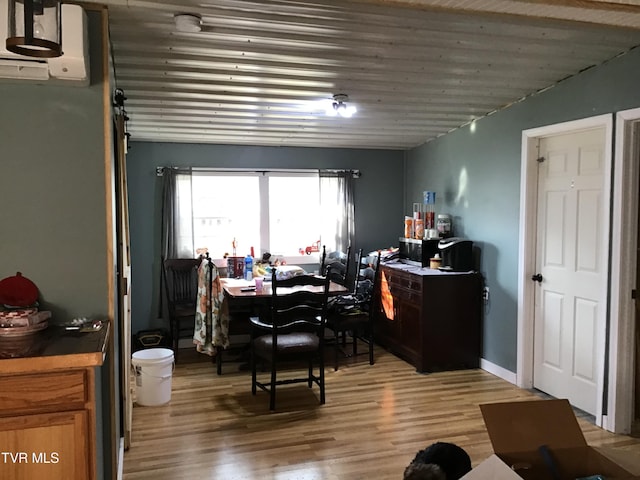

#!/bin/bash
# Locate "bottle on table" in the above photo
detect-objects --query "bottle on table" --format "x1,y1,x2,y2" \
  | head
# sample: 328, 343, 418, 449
244, 254, 253, 281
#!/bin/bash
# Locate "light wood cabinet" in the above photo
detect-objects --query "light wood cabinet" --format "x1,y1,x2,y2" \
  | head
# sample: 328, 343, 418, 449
375, 265, 482, 373
0, 410, 90, 480
0, 324, 108, 480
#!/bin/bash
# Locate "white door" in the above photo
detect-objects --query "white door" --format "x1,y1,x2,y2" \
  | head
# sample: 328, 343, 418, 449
533, 127, 606, 415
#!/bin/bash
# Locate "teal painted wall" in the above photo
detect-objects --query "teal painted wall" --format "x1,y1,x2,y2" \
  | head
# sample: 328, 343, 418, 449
125, 143, 404, 333
0, 36, 107, 320
405, 46, 640, 373
0, 12, 115, 480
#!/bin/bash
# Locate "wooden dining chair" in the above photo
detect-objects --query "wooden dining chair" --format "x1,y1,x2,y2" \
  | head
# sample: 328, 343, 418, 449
162, 257, 200, 363
249, 271, 331, 410
320, 245, 353, 290
326, 250, 381, 371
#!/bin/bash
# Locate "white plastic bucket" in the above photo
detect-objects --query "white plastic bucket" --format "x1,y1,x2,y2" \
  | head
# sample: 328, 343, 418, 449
132, 348, 174, 406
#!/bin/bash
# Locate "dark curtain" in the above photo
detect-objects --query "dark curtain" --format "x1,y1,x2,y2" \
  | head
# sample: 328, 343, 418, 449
319, 170, 356, 254
158, 167, 191, 316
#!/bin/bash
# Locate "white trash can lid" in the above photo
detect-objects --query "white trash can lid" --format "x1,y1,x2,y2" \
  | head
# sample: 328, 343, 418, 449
132, 348, 174, 363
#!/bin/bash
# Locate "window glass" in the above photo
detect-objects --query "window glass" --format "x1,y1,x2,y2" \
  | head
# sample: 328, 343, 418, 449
175, 174, 194, 257
268, 175, 320, 256
191, 174, 260, 258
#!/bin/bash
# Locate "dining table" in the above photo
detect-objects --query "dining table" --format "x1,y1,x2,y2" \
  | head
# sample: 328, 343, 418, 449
220, 276, 349, 299
213, 276, 348, 374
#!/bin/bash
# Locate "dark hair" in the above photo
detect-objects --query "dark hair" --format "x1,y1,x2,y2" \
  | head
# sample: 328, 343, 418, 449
403, 461, 446, 480
409, 442, 472, 480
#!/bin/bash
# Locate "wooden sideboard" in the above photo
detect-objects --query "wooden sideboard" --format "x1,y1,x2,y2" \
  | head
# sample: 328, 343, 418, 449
0, 323, 109, 480
375, 264, 481, 373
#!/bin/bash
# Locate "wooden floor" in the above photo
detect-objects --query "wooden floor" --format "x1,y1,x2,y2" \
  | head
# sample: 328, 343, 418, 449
123, 345, 640, 479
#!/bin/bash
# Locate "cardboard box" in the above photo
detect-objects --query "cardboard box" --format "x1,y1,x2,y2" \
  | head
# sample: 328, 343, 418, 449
463, 399, 640, 480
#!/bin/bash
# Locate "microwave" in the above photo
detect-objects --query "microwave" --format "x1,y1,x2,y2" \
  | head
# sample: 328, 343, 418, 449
398, 237, 440, 267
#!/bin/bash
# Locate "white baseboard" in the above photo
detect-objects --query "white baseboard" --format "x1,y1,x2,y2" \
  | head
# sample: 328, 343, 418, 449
480, 358, 517, 384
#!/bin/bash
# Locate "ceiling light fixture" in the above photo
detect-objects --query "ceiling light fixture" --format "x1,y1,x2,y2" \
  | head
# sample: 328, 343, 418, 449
6, 0, 62, 58
174, 13, 202, 33
326, 93, 357, 118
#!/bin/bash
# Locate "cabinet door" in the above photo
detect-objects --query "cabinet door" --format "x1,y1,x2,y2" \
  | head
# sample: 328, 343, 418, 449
398, 298, 421, 357
0, 410, 90, 480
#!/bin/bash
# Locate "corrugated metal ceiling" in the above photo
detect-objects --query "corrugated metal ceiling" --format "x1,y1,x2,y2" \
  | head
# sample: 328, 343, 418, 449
95, 0, 640, 149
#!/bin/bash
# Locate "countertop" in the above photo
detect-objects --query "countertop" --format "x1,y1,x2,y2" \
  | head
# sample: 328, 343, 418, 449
381, 259, 476, 276
0, 321, 109, 374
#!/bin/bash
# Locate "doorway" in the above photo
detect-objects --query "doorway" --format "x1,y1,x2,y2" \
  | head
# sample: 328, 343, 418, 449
635, 204, 640, 434
517, 114, 613, 427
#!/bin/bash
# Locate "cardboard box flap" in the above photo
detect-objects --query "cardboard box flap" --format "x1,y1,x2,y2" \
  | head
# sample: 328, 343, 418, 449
463, 448, 640, 480
480, 399, 587, 454
460, 454, 523, 479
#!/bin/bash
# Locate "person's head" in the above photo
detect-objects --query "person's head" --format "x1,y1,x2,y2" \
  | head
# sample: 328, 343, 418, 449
407, 442, 472, 480
403, 461, 446, 480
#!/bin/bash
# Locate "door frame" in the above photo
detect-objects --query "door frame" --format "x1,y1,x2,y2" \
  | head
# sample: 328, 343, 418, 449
517, 114, 613, 428
607, 107, 640, 433
114, 112, 133, 449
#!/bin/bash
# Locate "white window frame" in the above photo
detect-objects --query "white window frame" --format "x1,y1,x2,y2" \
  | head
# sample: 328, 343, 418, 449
188, 168, 323, 267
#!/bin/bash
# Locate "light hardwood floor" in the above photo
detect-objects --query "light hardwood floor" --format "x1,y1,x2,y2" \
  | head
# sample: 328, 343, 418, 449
123, 345, 640, 479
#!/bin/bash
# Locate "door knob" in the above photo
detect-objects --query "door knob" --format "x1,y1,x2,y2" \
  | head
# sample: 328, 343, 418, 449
531, 273, 543, 283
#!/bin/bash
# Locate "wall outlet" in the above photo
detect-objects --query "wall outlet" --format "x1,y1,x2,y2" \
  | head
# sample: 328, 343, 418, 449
482, 286, 490, 302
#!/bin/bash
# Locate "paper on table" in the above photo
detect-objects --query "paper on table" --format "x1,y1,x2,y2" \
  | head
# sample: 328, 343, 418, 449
221, 278, 254, 287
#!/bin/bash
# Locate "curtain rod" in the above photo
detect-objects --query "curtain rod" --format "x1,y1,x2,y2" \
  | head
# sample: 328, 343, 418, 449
156, 166, 360, 178
156, 166, 189, 176
321, 169, 361, 178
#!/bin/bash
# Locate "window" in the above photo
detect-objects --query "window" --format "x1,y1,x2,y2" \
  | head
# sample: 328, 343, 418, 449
268, 174, 320, 256
190, 172, 261, 257
175, 170, 327, 263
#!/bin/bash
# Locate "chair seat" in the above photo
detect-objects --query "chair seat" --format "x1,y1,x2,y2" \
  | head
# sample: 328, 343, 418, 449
328, 310, 368, 327
254, 332, 319, 356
